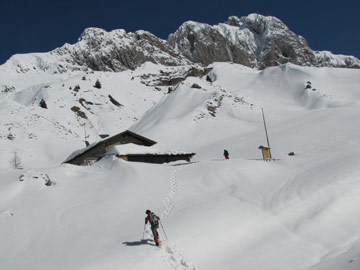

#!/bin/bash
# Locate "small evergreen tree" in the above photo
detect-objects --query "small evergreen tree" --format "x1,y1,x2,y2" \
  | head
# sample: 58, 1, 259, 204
94, 79, 102, 89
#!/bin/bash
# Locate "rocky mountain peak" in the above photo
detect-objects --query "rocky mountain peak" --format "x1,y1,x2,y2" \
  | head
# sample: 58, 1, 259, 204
169, 14, 360, 69
229, 13, 287, 31
79, 27, 109, 41
1, 14, 359, 74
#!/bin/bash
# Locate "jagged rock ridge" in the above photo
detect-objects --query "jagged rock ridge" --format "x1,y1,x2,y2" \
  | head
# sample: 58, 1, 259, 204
56, 28, 192, 71
168, 14, 360, 69
2, 13, 360, 73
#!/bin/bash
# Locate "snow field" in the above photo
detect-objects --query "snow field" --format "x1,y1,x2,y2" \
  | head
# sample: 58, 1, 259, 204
1, 62, 360, 269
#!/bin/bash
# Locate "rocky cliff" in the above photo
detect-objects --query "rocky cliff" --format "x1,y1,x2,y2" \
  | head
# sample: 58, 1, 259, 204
2, 14, 359, 73
168, 14, 360, 69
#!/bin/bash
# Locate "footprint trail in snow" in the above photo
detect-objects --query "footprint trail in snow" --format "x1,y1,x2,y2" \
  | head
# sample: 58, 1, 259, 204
159, 164, 198, 270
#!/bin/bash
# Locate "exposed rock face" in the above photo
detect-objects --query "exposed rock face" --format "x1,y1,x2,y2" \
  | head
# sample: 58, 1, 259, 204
2, 14, 360, 73
168, 14, 360, 69
168, 20, 256, 67
138, 65, 212, 87
225, 15, 317, 68
54, 28, 192, 72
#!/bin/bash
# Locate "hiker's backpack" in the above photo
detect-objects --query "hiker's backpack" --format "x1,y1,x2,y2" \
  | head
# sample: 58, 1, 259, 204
149, 213, 159, 226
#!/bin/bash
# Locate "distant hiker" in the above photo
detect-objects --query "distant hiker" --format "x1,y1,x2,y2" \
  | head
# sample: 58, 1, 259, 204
223, 149, 229, 159
145, 210, 161, 246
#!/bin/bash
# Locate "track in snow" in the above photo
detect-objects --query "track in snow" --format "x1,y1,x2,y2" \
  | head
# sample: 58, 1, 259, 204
159, 164, 198, 270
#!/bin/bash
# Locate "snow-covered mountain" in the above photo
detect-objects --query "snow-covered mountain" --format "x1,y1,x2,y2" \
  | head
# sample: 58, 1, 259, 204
1, 13, 360, 270
2, 13, 360, 74
1, 28, 191, 74
169, 14, 360, 69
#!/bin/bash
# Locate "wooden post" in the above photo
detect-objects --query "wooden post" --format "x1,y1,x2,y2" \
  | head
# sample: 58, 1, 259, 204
261, 108, 272, 159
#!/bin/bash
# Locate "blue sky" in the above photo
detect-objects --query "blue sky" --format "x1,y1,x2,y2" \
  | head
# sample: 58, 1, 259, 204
0, 0, 359, 64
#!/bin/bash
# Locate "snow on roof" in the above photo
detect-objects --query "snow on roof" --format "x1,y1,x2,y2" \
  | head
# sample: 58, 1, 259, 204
63, 141, 100, 163
108, 143, 193, 156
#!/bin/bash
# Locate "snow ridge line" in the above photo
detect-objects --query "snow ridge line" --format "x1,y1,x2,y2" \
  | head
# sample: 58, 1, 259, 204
159, 164, 198, 270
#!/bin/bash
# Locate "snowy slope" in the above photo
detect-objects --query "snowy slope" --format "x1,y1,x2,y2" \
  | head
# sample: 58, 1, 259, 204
1, 62, 360, 270
0, 62, 173, 168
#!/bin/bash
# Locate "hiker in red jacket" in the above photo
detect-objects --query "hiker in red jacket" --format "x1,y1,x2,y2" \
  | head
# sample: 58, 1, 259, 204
145, 210, 161, 246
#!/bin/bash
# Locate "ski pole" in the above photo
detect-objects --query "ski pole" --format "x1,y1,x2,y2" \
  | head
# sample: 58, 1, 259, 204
160, 221, 168, 240
142, 223, 146, 239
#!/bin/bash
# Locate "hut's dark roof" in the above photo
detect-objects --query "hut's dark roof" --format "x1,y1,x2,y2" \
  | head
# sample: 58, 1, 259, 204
64, 130, 157, 164
258, 145, 271, 150
107, 130, 157, 146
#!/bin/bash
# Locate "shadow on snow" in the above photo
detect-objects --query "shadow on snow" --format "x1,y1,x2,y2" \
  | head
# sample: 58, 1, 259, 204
122, 239, 154, 247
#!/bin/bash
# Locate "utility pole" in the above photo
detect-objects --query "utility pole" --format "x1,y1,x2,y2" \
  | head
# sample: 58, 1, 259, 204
261, 108, 272, 159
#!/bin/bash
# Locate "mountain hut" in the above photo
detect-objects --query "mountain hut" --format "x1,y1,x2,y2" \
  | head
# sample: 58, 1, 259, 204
64, 130, 195, 165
